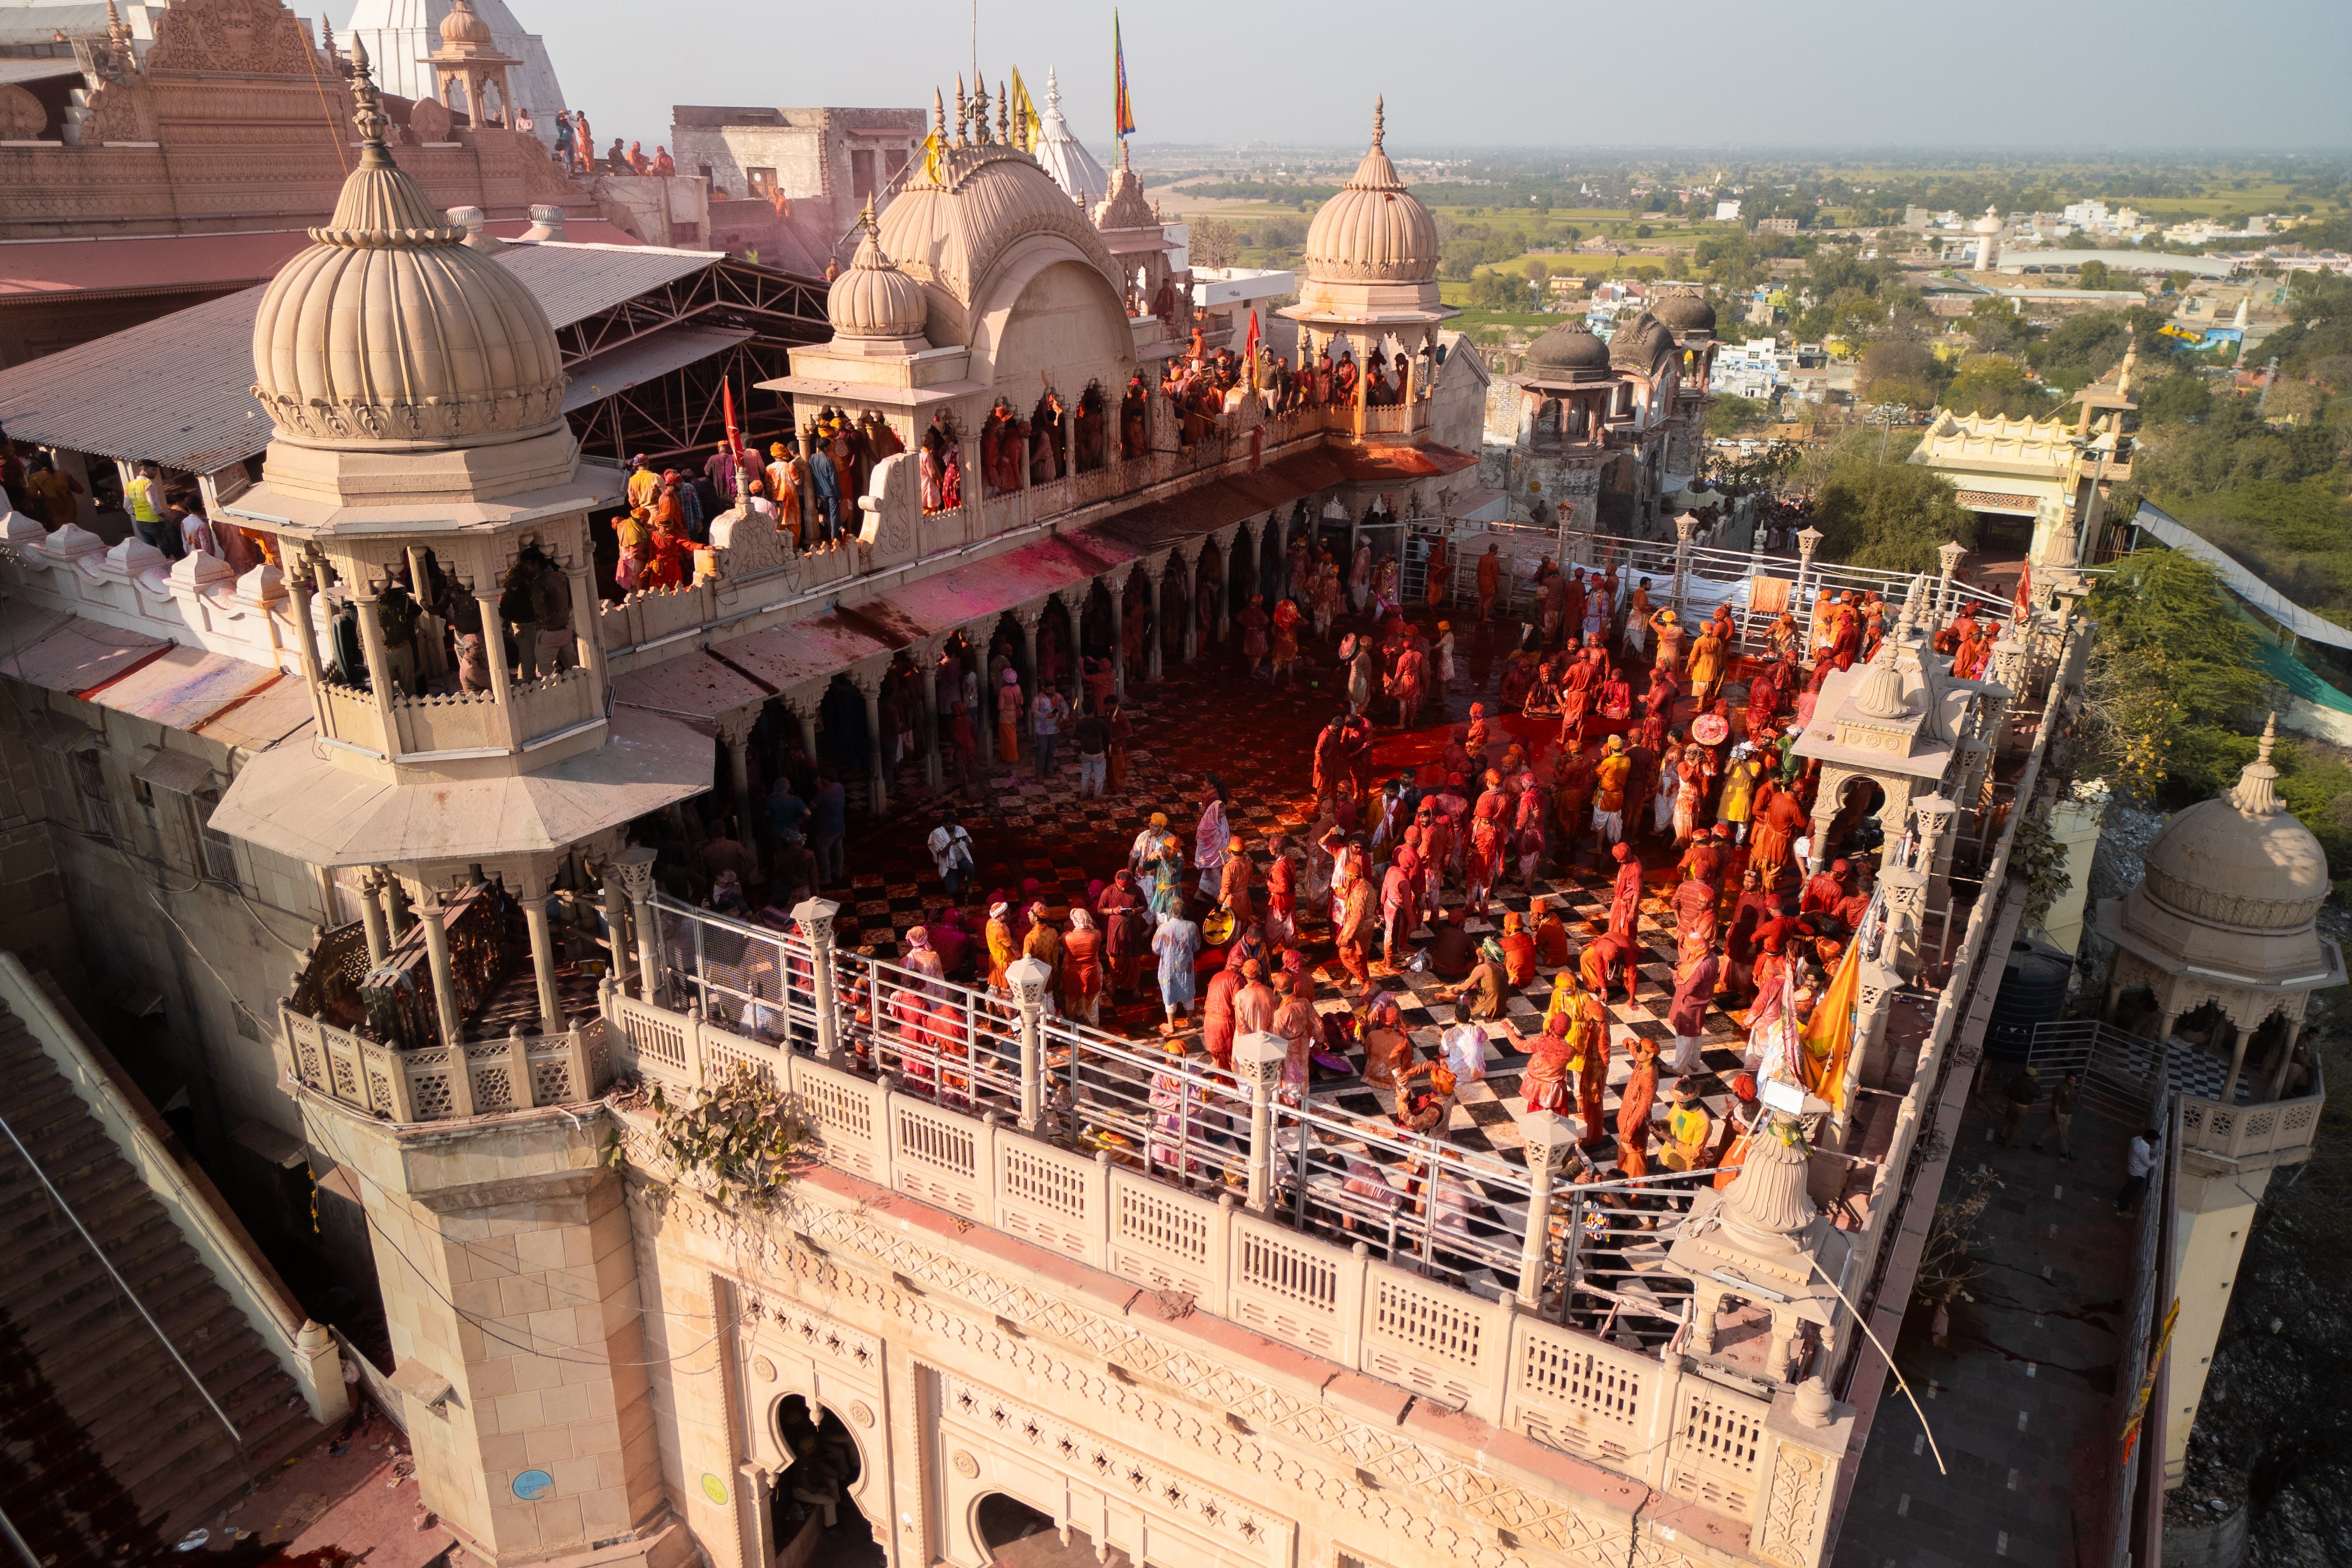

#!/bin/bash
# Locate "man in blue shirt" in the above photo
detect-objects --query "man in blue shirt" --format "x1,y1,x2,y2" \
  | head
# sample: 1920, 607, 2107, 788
810, 775, 847, 886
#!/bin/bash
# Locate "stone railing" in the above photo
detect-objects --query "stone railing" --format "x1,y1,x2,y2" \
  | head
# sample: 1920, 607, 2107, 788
0, 510, 302, 676
510, 664, 603, 746
2179, 1066, 2325, 1166
281, 1005, 611, 1124
600, 983, 1849, 1552
317, 678, 391, 757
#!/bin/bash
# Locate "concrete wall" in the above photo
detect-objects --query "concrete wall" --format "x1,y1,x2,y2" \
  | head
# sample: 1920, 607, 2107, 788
2165, 1165, 2271, 1478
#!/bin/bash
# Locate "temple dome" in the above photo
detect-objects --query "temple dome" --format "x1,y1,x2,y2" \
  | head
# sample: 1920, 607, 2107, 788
828, 203, 929, 341
2134, 718, 2330, 941
250, 38, 564, 448
1523, 319, 1610, 381
1301, 97, 1438, 286
1652, 286, 1716, 337
1608, 310, 1675, 372
437, 0, 493, 47
876, 117, 1121, 311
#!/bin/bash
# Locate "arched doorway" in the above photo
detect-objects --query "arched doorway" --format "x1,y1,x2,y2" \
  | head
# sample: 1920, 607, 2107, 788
974, 1493, 1132, 1566
772, 1395, 880, 1567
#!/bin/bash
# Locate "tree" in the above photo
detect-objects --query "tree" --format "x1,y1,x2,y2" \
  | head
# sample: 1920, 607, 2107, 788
1809, 453, 1977, 573
1942, 355, 2054, 419
1707, 397, 1768, 439
2081, 549, 2265, 804
2137, 372, 2212, 426
2076, 259, 2115, 291
1191, 218, 1240, 270
1856, 338, 1942, 408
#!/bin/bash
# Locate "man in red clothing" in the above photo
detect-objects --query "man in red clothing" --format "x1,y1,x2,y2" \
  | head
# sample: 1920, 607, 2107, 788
1580, 930, 1642, 1006
1606, 842, 1644, 943
1529, 895, 1572, 968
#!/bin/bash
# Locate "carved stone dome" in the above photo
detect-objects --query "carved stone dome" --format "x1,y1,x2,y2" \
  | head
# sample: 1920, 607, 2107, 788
1301, 97, 1438, 286
1523, 319, 1611, 382
438, 0, 494, 47
1608, 310, 1675, 373
828, 203, 930, 341
1651, 286, 1716, 337
2135, 719, 2330, 939
877, 130, 1121, 310
250, 39, 564, 449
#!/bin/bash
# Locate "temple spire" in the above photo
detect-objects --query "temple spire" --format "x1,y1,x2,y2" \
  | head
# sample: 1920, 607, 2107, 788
348, 33, 388, 149
953, 77, 968, 146
1371, 94, 1384, 149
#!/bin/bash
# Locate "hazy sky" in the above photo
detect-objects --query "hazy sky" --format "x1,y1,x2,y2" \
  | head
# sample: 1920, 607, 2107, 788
339, 0, 2352, 153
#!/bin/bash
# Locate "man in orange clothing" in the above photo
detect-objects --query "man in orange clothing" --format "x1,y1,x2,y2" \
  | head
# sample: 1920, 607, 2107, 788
1592, 734, 1632, 845
1616, 1036, 1659, 1177
1529, 895, 1572, 968
1497, 911, 1538, 989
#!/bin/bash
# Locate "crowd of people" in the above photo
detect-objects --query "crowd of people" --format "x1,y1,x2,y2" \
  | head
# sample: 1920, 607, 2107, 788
626, 499, 2025, 1228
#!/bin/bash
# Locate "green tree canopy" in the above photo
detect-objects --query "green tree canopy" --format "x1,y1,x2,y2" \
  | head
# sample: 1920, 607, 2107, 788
2076, 259, 2115, 290
1809, 452, 1977, 573
1942, 354, 2054, 419
1707, 396, 1769, 438
2082, 548, 2266, 804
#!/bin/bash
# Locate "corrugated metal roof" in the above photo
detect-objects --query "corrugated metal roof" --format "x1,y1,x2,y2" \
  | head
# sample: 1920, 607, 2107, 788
0, 6, 108, 44
0, 241, 725, 472
0, 57, 85, 86
561, 324, 749, 414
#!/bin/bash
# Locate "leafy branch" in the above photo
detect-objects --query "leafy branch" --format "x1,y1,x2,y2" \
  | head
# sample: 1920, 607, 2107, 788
626, 1065, 811, 1210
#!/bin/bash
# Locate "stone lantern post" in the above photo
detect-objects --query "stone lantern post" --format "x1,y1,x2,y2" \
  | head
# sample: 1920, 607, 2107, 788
1672, 510, 1696, 610
1934, 539, 1968, 625
1793, 524, 1823, 638
1005, 956, 1052, 1129
1234, 1031, 1289, 1212
792, 897, 842, 1062
1514, 1107, 1575, 1308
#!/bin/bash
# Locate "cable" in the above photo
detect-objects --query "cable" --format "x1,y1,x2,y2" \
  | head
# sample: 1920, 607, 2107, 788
1805, 1248, 1947, 1476
0, 1103, 242, 1443
297, 1104, 742, 1374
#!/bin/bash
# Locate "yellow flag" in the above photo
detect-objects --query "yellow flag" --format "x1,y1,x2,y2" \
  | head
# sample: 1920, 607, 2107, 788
919, 130, 943, 184
1800, 936, 1861, 1110
1009, 67, 1042, 151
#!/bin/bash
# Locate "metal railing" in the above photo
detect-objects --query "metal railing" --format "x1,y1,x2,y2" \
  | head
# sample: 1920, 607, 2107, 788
2028, 1018, 2326, 1164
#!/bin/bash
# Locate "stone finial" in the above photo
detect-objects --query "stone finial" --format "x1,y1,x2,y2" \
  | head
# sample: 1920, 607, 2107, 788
1853, 646, 1910, 720
2231, 712, 2283, 817
996, 80, 1009, 145
347, 33, 388, 146
1794, 1376, 1837, 1428
1371, 94, 1385, 149
953, 77, 967, 146
932, 86, 945, 144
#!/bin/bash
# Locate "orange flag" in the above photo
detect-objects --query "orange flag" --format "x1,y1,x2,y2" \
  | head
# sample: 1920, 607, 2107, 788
1801, 936, 1861, 1110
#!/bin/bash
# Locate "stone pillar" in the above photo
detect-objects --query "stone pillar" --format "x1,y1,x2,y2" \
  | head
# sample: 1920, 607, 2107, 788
1061, 590, 1084, 701
1936, 540, 1967, 627
1144, 561, 1166, 682
287, 571, 330, 737
1015, 603, 1044, 698
794, 898, 842, 1062
601, 860, 634, 985
1105, 578, 1126, 705
1213, 539, 1232, 645
352, 594, 401, 736
2220, 1019, 2248, 1105
416, 892, 475, 1116
506, 1024, 537, 1111
613, 845, 660, 1002
1672, 512, 1695, 611
520, 864, 564, 1035
2266, 1019, 2304, 1100
921, 646, 944, 790
853, 669, 888, 817
359, 871, 390, 967
719, 715, 754, 820
473, 587, 520, 747
1006, 955, 1051, 1130
1234, 1031, 1287, 1212
1180, 551, 1199, 665
1515, 1108, 1574, 1308
569, 562, 608, 692
1838, 958, 1901, 1147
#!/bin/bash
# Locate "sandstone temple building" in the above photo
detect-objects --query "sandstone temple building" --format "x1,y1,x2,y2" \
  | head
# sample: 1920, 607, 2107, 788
3, 47, 2284, 1568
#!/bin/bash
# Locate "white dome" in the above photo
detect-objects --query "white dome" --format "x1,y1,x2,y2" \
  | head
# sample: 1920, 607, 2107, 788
1029, 68, 1107, 208
250, 40, 564, 448
1301, 97, 1438, 286
827, 204, 930, 341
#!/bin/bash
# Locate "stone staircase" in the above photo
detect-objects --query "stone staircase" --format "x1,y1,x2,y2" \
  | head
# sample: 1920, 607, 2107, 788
0, 1004, 323, 1561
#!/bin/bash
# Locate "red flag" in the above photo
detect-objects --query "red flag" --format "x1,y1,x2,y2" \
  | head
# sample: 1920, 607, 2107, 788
2012, 562, 2032, 622
721, 379, 744, 498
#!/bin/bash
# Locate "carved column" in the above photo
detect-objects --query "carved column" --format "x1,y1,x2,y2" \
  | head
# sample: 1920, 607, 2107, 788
286, 568, 330, 738
569, 562, 610, 694
1935, 540, 1967, 627
358, 871, 390, 967
1013, 601, 1045, 701
921, 643, 944, 790
1213, 533, 1233, 645
1672, 512, 1695, 611
1059, 588, 1083, 699
601, 857, 634, 987
1794, 526, 1823, 648
613, 845, 661, 1002
473, 586, 520, 747
415, 890, 474, 1117
519, 860, 564, 1035
1180, 548, 1199, 666
1144, 557, 1165, 683
852, 667, 888, 817
352, 593, 401, 740
718, 713, 755, 823
1105, 576, 1126, 706
1235, 1031, 1287, 1212
1839, 958, 1901, 1147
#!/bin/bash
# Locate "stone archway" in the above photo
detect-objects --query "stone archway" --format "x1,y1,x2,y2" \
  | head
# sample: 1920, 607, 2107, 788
772, 1394, 883, 1567
972, 1493, 1131, 1567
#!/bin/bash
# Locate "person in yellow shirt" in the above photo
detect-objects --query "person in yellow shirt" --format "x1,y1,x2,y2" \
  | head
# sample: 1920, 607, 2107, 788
124, 461, 167, 551
1717, 749, 1763, 843
625, 454, 660, 513
23, 454, 82, 528
1591, 734, 1632, 845
1660, 1080, 1714, 1172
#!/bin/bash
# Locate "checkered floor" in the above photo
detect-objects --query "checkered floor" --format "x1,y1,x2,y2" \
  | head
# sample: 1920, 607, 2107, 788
817, 614, 1754, 1180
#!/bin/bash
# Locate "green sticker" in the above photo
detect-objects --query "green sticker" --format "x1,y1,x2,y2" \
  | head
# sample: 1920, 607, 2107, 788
701, 1472, 729, 1506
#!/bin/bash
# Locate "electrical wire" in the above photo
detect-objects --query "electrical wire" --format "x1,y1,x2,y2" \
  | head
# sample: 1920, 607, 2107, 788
298, 1104, 743, 1374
